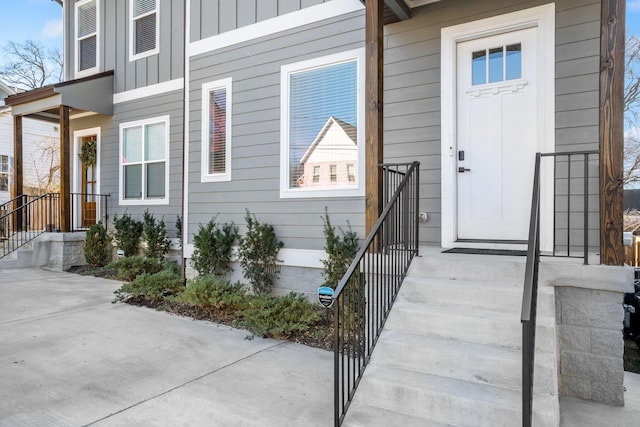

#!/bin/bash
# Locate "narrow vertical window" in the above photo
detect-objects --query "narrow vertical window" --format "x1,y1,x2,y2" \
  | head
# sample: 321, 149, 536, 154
471, 50, 486, 86
76, 0, 98, 75
0, 155, 9, 192
488, 47, 503, 83
130, 0, 158, 60
313, 166, 320, 183
347, 164, 355, 182
330, 165, 337, 182
505, 44, 522, 81
201, 78, 232, 182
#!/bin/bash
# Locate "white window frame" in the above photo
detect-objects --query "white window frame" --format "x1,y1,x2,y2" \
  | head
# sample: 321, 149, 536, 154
118, 115, 170, 206
201, 78, 232, 183
129, 0, 160, 61
279, 48, 365, 199
0, 154, 9, 192
75, 0, 99, 78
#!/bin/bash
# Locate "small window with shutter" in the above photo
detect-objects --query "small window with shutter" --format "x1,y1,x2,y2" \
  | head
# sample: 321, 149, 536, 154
201, 78, 232, 183
75, 0, 98, 76
130, 0, 159, 60
119, 116, 169, 205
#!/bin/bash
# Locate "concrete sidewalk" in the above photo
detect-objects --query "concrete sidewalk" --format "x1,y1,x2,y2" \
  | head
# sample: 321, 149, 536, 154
0, 268, 333, 427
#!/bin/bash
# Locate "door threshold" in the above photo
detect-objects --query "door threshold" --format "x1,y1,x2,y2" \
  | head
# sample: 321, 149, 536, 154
445, 240, 527, 251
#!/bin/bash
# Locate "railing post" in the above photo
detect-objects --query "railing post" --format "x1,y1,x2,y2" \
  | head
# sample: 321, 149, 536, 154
583, 154, 589, 265
415, 166, 420, 255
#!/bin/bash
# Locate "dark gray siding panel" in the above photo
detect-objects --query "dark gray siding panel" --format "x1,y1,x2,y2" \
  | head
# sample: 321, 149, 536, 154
188, 11, 365, 251
190, 0, 331, 42
69, 91, 184, 233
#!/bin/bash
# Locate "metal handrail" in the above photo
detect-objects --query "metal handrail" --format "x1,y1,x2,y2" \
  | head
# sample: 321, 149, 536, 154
333, 161, 420, 426
521, 154, 541, 427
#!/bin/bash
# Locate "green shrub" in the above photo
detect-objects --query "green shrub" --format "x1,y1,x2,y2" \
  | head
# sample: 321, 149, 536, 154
113, 269, 184, 303
107, 255, 165, 282
237, 210, 283, 294
175, 215, 182, 246
191, 218, 238, 276
236, 293, 321, 339
113, 212, 143, 257
142, 210, 170, 260
321, 208, 359, 289
173, 275, 246, 312
84, 222, 110, 267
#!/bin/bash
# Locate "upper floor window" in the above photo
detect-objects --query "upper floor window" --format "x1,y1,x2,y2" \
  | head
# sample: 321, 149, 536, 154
130, 0, 159, 60
0, 155, 9, 192
119, 116, 169, 205
201, 78, 232, 182
280, 49, 365, 198
76, 0, 98, 77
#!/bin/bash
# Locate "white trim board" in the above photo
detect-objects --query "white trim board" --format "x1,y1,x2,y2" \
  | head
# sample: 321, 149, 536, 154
113, 78, 184, 104
189, 0, 364, 57
440, 3, 555, 251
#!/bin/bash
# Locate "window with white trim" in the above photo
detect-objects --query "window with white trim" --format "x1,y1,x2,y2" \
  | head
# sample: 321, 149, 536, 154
130, 0, 159, 60
0, 155, 9, 192
201, 78, 232, 182
119, 116, 169, 205
76, 0, 98, 76
280, 49, 364, 198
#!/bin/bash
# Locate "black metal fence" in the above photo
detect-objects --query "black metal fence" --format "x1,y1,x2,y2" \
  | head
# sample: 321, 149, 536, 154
0, 193, 109, 259
333, 162, 419, 426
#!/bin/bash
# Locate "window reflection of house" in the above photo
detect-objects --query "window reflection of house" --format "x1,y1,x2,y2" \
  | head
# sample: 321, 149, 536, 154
298, 116, 357, 188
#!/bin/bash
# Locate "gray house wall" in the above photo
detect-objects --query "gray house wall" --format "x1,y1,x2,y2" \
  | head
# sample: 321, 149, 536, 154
65, 0, 184, 93
187, 8, 366, 251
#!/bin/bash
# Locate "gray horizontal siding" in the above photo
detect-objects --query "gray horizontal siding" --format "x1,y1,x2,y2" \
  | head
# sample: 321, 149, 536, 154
188, 10, 365, 251
190, 0, 330, 42
69, 90, 184, 234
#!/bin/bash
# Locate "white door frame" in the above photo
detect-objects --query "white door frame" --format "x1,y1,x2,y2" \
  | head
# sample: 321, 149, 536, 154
440, 4, 555, 250
72, 127, 101, 228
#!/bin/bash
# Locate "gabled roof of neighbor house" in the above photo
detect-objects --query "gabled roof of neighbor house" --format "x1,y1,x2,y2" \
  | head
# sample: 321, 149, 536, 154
299, 116, 357, 165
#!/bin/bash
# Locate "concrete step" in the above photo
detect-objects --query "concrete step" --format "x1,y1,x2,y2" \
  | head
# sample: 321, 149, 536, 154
385, 300, 556, 352
408, 253, 526, 281
372, 329, 556, 395
352, 363, 557, 427
342, 403, 449, 427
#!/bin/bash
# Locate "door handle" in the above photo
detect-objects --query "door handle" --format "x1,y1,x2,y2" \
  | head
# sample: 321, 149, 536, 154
458, 167, 471, 173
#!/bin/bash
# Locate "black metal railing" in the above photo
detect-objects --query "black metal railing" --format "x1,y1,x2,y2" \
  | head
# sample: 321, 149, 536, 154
543, 150, 599, 264
521, 154, 542, 427
0, 193, 60, 258
333, 161, 420, 426
0, 193, 109, 259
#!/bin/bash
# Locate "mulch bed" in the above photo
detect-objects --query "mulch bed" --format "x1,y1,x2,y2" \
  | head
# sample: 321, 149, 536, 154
66, 265, 334, 351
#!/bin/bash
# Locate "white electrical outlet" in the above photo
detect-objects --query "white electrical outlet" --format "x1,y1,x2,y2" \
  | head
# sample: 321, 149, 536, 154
419, 212, 428, 223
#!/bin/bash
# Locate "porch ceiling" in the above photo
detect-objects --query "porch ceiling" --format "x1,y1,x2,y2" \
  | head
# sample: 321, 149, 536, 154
361, 0, 441, 25
4, 71, 114, 121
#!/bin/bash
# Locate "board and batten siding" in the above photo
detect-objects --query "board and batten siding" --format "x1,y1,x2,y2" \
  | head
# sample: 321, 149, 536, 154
188, 9, 365, 251
382, 0, 601, 246
65, 0, 184, 94
190, 0, 331, 42
69, 90, 184, 234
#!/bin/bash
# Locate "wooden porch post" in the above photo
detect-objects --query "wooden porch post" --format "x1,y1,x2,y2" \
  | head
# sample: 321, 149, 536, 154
59, 105, 71, 233
599, 0, 625, 265
12, 115, 23, 231
365, 0, 384, 235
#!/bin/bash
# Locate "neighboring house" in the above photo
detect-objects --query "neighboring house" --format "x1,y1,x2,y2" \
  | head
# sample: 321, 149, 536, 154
0, 82, 60, 205
3, 0, 624, 277
298, 116, 358, 189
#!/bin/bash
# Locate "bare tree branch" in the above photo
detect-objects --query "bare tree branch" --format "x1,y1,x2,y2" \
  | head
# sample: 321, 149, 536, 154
0, 40, 62, 90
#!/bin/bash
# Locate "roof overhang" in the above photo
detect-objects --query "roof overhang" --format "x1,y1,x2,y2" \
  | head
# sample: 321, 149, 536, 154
361, 0, 441, 24
4, 71, 114, 122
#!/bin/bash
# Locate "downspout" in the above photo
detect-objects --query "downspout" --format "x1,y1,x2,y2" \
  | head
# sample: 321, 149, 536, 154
181, 0, 190, 280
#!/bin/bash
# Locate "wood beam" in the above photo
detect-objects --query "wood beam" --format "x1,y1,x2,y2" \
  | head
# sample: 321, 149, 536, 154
599, 0, 625, 265
12, 115, 23, 232
384, 0, 411, 21
365, 0, 384, 236
59, 105, 71, 233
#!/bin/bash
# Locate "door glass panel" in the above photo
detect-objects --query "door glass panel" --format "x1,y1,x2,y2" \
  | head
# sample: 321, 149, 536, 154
488, 47, 503, 83
472, 50, 486, 85
505, 44, 522, 80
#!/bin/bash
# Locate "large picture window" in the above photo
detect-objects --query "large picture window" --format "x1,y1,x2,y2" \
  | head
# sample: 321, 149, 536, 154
0, 155, 9, 192
75, 0, 98, 76
280, 49, 364, 198
130, 0, 159, 60
201, 78, 232, 182
119, 116, 169, 205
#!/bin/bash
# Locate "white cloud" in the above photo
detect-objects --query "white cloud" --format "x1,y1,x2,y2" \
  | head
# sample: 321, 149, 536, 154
630, 0, 640, 12
41, 19, 63, 39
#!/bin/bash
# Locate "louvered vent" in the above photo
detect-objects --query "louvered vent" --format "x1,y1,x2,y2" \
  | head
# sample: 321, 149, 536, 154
77, 0, 97, 71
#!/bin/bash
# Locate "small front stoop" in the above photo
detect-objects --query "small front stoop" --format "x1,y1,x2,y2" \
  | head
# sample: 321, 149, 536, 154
342, 249, 560, 426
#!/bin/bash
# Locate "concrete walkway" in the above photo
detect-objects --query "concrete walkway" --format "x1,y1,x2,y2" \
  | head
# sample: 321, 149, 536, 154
0, 268, 332, 426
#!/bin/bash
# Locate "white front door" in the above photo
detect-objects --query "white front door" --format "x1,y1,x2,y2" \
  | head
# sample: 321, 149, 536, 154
456, 27, 538, 241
